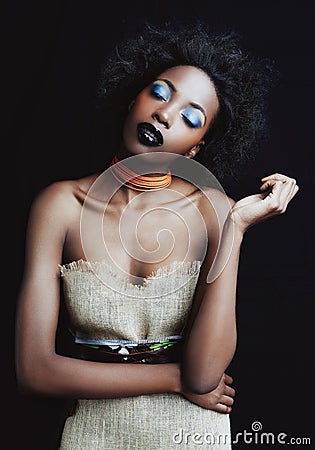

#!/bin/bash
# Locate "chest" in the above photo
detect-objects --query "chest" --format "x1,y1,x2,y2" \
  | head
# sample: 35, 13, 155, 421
64, 193, 210, 277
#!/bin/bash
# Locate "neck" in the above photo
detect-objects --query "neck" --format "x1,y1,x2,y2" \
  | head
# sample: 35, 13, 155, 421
110, 155, 172, 192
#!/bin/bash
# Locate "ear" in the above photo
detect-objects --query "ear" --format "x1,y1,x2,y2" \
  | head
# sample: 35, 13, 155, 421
185, 140, 205, 158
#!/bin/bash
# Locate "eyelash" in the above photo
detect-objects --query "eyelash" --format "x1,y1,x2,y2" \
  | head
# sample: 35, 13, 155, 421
151, 83, 170, 102
181, 113, 195, 128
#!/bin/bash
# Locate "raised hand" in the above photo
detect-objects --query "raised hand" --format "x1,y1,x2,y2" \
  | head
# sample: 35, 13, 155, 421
181, 373, 235, 413
230, 173, 299, 233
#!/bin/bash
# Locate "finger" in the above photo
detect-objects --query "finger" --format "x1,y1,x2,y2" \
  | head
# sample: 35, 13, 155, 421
223, 373, 233, 385
263, 179, 284, 200
220, 394, 234, 406
261, 174, 298, 199
258, 181, 285, 215
263, 179, 294, 211
260, 179, 278, 192
287, 180, 299, 199
278, 178, 298, 208
224, 385, 236, 397
215, 403, 232, 414
261, 173, 292, 182
260, 177, 294, 194
261, 174, 295, 193
293, 184, 300, 197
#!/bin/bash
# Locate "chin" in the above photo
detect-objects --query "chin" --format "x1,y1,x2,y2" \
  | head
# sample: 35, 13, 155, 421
122, 141, 162, 156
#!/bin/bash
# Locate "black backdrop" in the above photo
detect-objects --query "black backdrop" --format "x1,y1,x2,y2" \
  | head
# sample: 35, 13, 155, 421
3, 1, 314, 449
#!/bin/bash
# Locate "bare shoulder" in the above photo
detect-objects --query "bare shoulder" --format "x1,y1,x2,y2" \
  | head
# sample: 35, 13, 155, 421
22, 174, 100, 272
31, 174, 99, 213
27, 174, 100, 233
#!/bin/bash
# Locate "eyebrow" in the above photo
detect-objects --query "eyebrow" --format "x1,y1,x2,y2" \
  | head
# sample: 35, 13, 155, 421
157, 78, 207, 122
158, 78, 177, 92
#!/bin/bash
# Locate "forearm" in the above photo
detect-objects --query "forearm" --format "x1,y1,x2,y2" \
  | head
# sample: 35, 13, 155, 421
17, 352, 181, 399
182, 218, 243, 394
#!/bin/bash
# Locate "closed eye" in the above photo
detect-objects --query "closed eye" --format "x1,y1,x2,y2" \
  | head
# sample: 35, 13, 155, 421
181, 107, 205, 129
151, 80, 171, 102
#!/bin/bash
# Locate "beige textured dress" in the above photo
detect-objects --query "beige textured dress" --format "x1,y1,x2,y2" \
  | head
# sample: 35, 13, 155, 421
58, 259, 231, 450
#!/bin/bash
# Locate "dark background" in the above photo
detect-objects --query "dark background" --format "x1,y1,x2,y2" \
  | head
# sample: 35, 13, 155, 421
3, 1, 314, 448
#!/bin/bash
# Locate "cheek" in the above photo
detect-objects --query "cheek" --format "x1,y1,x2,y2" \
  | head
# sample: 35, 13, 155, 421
165, 134, 199, 155
132, 91, 151, 115
168, 121, 205, 148
123, 97, 145, 130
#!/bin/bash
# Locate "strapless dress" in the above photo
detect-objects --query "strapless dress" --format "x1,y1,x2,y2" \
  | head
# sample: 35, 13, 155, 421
58, 259, 231, 449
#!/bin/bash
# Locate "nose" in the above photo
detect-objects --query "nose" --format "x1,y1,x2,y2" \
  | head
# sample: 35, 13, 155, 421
152, 106, 173, 129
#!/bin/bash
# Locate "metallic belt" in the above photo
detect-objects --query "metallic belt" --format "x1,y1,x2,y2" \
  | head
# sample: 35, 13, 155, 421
73, 335, 184, 364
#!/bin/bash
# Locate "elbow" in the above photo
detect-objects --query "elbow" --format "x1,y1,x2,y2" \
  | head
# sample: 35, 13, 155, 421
16, 372, 36, 395
16, 365, 43, 395
181, 370, 222, 395
183, 380, 221, 395
15, 355, 55, 396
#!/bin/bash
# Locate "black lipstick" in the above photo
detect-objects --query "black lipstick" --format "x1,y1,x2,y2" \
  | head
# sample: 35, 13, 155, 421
137, 122, 163, 147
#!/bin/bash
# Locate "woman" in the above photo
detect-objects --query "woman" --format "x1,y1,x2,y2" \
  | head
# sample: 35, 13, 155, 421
15, 22, 299, 449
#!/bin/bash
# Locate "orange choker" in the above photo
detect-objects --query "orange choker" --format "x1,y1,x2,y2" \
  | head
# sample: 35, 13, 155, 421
110, 155, 172, 192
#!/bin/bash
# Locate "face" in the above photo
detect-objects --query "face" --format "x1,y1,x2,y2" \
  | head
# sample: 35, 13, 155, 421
120, 65, 219, 158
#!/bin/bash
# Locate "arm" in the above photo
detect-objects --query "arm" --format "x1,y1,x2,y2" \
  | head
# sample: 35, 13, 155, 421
15, 182, 181, 399
181, 174, 299, 394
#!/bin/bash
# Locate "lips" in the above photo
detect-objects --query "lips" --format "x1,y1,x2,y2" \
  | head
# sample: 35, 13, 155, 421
137, 122, 163, 147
